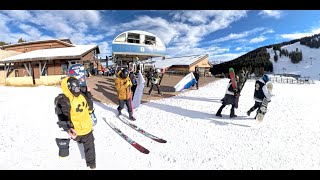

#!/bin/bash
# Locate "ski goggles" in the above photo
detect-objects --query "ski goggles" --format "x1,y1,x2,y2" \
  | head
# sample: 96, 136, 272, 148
71, 85, 81, 93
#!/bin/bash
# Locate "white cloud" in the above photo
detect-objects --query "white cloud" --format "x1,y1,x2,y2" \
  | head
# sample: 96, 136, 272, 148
210, 27, 267, 44
280, 27, 320, 40
115, 11, 248, 51
97, 41, 111, 58
1, 10, 33, 21
259, 10, 283, 19
18, 24, 43, 40
249, 36, 267, 43
0, 10, 103, 42
235, 47, 242, 51
210, 52, 246, 62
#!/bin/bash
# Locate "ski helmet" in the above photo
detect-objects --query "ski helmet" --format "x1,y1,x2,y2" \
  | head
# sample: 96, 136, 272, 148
262, 74, 270, 83
67, 77, 81, 97
120, 68, 129, 78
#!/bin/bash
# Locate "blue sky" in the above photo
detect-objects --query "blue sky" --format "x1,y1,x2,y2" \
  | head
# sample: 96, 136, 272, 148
1, 10, 320, 63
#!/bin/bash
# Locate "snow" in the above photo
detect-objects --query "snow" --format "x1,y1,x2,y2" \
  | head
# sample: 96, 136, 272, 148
1, 45, 97, 62
268, 42, 320, 80
1, 78, 320, 170
154, 54, 208, 69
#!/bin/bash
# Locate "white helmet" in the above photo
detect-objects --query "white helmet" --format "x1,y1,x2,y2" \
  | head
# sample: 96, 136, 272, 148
156, 69, 161, 73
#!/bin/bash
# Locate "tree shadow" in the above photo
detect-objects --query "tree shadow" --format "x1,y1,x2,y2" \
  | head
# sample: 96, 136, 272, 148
173, 96, 223, 103
94, 101, 117, 114
98, 80, 114, 86
146, 101, 212, 119
208, 115, 253, 127
92, 84, 118, 104
146, 101, 252, 127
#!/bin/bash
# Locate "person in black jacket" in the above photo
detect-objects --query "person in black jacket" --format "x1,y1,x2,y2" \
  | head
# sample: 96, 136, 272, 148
146, 68, 153, 87
246, 74, 273, 118
215, 76, 239, 118
54, 77, 96, 169
192, 68, 200, 89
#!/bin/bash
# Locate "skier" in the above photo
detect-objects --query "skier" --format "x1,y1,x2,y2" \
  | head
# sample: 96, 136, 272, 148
115, 68, 136, 120
54, 77, 96, 169
148, 69, 163, 95
246, 74, 273, 118
215, 76, 239, 118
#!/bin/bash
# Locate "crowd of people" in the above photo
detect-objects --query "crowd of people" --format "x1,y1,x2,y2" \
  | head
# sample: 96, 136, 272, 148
54, 64, 273, 169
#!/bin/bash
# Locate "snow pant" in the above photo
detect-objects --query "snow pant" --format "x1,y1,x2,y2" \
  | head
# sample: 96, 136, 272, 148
216, 104, 235, 117
131, 84, 137, 98
74, 131, 95, 167
117, 99, 134, 118
248, 101, 262, 117
146, 78, 151, 87
192, 79, 199, 89
148, 84, 161, 94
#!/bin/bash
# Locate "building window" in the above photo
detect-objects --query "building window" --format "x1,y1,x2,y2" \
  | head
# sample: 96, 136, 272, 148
127, 33, 140, 44
145, 35, 156, 45
115, 33, 126, 42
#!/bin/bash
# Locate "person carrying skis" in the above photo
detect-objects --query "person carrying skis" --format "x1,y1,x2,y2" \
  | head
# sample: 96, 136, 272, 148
246, 74, 273, 118
54, 76, 96, 169
115, 68, 136, 120
215, 76, 239, 118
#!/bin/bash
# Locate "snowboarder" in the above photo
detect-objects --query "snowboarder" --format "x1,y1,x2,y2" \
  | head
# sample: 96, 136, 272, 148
246, 74, 273, 118
216, 76, 239, 118
115, 68, 136, 120
148, 69, 163, 95
54, 77, 96, 169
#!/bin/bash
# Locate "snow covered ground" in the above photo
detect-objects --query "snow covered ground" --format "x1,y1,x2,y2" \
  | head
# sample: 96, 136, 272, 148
0, 78, 320, 170
268, 42, 320, 80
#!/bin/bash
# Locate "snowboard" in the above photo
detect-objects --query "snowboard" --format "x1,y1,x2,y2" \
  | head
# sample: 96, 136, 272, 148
68, 63, 97, 126
229, 68, 237, 90
235, 70, 249, 108
256, 82, 273, 122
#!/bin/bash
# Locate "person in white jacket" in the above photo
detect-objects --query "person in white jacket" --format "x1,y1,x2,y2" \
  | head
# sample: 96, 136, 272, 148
247, 74, 273, 118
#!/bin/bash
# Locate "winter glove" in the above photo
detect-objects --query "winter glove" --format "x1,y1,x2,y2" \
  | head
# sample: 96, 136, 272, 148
124, 80, 132, 87
57, 120, 74, 131
56, 138, 70, 157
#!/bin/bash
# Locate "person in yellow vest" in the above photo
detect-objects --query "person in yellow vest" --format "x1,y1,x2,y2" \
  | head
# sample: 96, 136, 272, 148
54, 76, 96, 169
115, 68, 136, 120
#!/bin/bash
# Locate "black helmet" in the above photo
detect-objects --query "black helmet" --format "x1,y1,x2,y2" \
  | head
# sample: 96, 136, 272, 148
67, 77, 81, 97
120, 68, 129, 78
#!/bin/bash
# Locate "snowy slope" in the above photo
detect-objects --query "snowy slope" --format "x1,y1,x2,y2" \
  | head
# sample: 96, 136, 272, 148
0, 79, 320, 170
267, 42, 320, 80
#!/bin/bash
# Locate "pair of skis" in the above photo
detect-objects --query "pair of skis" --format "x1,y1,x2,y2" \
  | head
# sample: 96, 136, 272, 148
103, 116, 166, 154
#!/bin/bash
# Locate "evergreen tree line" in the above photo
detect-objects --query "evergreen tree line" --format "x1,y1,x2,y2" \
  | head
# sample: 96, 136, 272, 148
274, 48, 303, 64
300, 33, 320, 48
210, 47, 273, 77
211, 33, 320, 77
0, 38, 27, 46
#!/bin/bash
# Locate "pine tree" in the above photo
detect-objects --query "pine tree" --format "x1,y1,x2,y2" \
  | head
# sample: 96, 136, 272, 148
18, 38, 26, 43
0, 41, 8, 46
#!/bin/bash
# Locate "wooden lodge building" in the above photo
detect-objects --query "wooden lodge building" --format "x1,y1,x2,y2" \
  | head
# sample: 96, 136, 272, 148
154, 54, 212, 76
0, 39, 100, 86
